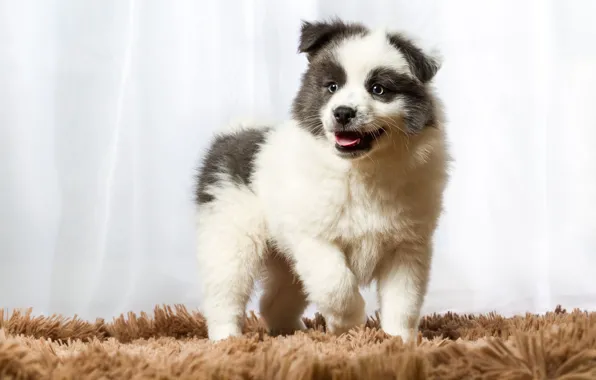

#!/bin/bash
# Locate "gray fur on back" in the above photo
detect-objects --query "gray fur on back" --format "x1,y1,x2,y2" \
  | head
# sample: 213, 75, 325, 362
195, 127, 271, 204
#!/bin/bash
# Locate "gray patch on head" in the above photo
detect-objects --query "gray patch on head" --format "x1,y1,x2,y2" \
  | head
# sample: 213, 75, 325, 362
297, 18, 368, 60
365, 66, 435, 133
292, 58, 347, 137
365, 67, 426, 103
291, 19, 441, 138
195, 127, 271, 204
402, 92, 436, 133
384, 34, 441, 132
292, 19, 369, 137
386, 33, 441, 84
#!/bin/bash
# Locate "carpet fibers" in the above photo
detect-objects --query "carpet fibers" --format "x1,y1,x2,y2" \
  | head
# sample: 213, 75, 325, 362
1, 305, 595, 379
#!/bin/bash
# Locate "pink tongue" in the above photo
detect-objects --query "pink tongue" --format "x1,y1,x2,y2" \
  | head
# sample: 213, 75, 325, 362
335, 133, 361, 147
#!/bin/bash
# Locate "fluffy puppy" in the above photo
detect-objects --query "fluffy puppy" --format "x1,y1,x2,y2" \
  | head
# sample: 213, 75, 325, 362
195, 18, 450, 342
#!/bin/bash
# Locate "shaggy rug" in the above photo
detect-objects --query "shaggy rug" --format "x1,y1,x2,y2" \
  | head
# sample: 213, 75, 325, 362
1, 305, 595, 379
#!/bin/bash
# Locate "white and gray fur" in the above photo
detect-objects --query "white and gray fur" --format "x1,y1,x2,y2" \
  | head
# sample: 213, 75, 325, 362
195, 18, 450, 341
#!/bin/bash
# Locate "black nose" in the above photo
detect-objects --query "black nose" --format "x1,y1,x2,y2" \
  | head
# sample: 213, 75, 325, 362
333, 106, 356, 125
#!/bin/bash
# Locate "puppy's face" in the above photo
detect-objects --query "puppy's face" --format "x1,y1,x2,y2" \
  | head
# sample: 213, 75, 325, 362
292, 19, 440, 159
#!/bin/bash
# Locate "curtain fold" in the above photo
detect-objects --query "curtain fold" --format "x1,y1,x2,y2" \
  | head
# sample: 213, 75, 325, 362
1, 0, 595, 321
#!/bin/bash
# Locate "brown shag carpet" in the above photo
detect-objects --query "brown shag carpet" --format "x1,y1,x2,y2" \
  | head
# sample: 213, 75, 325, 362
1, 305, 596, 379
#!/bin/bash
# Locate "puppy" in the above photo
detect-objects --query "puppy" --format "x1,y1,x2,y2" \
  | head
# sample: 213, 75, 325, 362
195, 18, 450, 342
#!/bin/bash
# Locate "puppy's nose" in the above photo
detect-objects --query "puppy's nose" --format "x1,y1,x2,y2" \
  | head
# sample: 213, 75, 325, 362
333, 106, 356, 125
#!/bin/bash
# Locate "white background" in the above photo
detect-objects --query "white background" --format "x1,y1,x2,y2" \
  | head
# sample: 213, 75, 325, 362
1, 0, 595, 321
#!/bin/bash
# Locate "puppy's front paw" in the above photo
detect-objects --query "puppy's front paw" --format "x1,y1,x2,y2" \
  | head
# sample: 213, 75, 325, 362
326, 314, 366, 335
325, 292, 366, 335
208, 323, 242, 341
382, 324, 416, 343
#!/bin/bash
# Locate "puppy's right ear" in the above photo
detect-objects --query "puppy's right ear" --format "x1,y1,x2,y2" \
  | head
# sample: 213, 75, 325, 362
298, 19, 365, 61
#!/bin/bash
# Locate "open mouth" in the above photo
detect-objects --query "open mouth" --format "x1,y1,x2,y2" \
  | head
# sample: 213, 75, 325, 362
334, 128, 385, 155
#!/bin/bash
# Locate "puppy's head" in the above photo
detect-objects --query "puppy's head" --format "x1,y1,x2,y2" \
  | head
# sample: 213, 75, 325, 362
291, 19, 441, 159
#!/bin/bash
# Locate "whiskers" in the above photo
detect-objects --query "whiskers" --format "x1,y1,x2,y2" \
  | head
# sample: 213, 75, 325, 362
295, 114, 324, 135
293, 113, 412, 165
373, 117, 411, 153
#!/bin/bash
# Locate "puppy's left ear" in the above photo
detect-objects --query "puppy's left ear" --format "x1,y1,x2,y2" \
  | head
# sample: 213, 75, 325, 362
388, 33, 442, 83
298, 19, 366, 61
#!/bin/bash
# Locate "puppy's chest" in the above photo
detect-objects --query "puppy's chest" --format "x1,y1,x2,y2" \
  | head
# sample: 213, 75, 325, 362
328, 184, 405, 283
330, 196, 396, 239
323, 178, 406, 239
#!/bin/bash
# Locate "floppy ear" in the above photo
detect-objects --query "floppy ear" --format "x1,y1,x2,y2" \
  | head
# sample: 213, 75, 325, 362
298, 19, 366, 61
388, 33, 442, 83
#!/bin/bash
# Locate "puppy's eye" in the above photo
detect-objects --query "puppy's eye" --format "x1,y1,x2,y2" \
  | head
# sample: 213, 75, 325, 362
327, 82, 339, 93
371, 84, 385, 95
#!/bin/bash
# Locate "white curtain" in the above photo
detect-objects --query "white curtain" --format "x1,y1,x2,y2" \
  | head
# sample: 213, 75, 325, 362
1, 0, 595, 321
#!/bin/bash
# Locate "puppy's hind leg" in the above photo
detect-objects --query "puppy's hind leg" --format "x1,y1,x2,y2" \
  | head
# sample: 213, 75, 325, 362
196, 192, 267, 341
259, 252, 308, 336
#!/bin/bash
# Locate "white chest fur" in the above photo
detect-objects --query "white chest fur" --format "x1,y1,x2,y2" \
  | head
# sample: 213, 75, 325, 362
253, 122, 416, 284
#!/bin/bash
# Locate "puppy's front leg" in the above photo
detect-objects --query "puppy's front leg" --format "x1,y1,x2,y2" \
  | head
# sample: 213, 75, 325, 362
289, 238, 366, 335
377, 242, 432, 342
